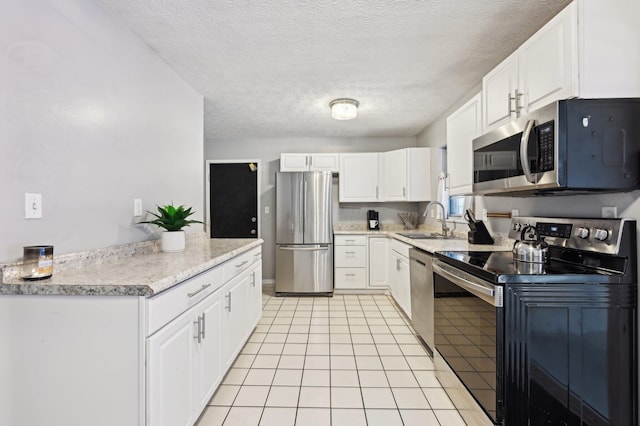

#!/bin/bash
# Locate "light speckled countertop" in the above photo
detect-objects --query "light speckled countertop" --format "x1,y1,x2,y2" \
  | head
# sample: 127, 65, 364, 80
333, 223, 513, 253
0, 236, 263, 297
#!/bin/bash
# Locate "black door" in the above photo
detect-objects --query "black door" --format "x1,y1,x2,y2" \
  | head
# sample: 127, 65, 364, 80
209, 162, 258, 238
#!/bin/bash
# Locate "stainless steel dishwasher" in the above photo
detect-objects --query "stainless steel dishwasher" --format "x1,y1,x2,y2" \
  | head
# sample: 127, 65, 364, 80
409, 247, 434, 355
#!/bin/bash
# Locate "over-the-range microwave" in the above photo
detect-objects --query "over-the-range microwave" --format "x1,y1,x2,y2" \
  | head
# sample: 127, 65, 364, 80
472, 98, 640, 196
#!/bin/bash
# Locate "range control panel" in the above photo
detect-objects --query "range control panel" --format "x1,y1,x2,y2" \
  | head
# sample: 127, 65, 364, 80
509, 217, 626, 255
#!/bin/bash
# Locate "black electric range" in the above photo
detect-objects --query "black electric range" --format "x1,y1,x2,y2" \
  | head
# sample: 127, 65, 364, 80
430, 217, 637, 426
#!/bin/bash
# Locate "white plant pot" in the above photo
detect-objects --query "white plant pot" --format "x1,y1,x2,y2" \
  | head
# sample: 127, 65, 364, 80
161, 231, 185, 253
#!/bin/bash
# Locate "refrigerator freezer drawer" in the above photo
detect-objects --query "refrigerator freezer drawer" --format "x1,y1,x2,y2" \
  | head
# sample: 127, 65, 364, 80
275, 244, 333, 294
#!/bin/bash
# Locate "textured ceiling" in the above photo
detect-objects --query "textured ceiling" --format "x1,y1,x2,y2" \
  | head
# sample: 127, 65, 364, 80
95, 0, 571, 139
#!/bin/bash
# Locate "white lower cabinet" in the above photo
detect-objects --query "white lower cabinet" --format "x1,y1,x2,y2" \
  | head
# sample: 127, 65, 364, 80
334, 235, 368, 289
148, 247, 262, 425
147, 289, 223, 426
223, 271, 250, 368
0, 245, 262, 426
368, 236, 388, 288
388, 240, 411, 319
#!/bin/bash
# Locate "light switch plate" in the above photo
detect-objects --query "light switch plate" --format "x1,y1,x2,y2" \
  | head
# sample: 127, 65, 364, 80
25, 193, 42, 219
134, 199, 143, 217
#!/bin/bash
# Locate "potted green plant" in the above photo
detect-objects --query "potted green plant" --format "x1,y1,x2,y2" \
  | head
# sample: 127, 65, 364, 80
139, 203, 203, 252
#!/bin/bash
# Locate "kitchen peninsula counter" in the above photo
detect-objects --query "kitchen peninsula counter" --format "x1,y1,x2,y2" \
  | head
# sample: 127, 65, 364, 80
0, 235, 263, 296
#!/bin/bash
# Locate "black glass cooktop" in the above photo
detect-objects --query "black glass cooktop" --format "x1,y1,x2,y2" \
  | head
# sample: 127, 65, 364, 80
435, 250, 621, 284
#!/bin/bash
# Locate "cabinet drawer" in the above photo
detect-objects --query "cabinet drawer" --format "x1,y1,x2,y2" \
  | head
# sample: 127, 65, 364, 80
335, 235, 367, 246
335, 246, 367, 267
390, 239, 411, 258
147, 266, 224, 336
335, 268, 367, 289
223, 247, 261, 282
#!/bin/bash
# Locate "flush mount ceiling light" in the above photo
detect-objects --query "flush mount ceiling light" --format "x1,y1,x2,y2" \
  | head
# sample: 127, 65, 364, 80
330, 98, 359, 120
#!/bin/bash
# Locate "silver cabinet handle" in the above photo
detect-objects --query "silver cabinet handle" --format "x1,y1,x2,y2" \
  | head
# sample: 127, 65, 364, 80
251, 272, 256, 287
225, 293, 232, 311
236, 260, 249, 268
309, 155, 313, 167
345, 251, 356, 255
345, 273, 356, 277
376, 186, 379, 199
402, 187, 406, 197
187, 284, 212, 298
509, 89, 523, 114
193, 316, 202, 343
200, 312, 206, 340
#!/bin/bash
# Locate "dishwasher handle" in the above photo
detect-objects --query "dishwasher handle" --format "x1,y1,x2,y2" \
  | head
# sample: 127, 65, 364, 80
433, 260, 503, 307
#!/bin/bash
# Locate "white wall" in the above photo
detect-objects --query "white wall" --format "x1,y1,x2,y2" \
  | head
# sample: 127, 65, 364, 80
205, 136, 419, 279
0, 0, 204, 263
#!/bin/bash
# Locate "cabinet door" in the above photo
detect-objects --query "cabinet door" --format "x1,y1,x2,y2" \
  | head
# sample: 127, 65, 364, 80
339, 153, 381, 202
248, 263, 263, 330
147, 310, 196, 426
280, 153, 309, 172
447, 93, 482, 195
309, 153, 340, 172
396, 255, 411, 319
483, 52, 518, 131
368, 237, 388, 288
384, 149, 408, 201
195, 291, 224, 411
388, 252, 400, 300
519, 2, 577, 114
224, 274, 250, 368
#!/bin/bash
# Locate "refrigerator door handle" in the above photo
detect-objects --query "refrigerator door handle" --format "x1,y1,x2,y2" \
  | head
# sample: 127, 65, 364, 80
278, 245, 329, 251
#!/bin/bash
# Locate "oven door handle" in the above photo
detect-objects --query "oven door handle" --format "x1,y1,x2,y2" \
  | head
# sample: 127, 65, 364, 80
433, 261, 503, 307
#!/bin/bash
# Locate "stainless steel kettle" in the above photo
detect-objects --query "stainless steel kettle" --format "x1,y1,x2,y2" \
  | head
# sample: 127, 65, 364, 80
512, 225, 549, 263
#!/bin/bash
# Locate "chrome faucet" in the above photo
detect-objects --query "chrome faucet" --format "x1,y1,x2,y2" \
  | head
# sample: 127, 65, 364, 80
423, 201, 450, 238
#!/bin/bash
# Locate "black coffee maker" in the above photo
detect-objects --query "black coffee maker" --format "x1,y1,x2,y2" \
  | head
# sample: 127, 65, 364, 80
367, 210, 380, 230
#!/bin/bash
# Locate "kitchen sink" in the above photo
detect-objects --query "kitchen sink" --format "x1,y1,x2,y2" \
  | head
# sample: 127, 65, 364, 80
397, 232, 448, 239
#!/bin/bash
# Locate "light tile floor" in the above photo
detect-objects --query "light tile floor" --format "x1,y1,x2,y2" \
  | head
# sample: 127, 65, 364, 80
196, 290, 468, 426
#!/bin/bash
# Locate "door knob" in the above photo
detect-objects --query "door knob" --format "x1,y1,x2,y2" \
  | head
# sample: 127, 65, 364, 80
251, 217, 257, 222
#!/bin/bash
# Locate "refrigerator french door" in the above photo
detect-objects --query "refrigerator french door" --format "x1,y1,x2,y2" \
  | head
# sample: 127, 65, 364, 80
275, 172, 333, 295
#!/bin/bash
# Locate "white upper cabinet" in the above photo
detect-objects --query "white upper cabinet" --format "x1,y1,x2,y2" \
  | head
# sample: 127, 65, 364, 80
483, 53, 519, 130
483, 0, 640, 132
339, 153, 384, 202
280, 153, 340, 172
518, 2, 577, 114
384, 148, 431, 202
447, 93, 482, 196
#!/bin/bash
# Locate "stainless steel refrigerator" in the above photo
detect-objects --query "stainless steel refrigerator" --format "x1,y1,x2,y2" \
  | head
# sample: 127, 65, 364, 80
275, 171, 333, 295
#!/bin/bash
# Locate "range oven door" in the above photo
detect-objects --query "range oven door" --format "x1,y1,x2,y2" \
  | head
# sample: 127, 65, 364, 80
432, 260, 504, 424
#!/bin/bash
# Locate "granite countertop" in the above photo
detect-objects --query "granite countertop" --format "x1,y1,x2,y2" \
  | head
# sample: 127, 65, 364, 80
0, 236, 263, 297
334, 223, 513, 253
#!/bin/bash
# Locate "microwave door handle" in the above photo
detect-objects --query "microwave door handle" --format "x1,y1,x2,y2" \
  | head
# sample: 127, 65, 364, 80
520, 119, 536, 183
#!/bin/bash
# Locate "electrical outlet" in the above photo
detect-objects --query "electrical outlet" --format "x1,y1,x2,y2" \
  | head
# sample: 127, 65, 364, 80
265, 206, 270, 215
134, 199, 143, 217
25, 193, 43, 219
601, 206, 617, 218
511, 209, 520, 217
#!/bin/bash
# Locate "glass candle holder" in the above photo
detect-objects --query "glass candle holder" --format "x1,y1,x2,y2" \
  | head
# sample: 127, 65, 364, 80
22, 245, 54, 280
